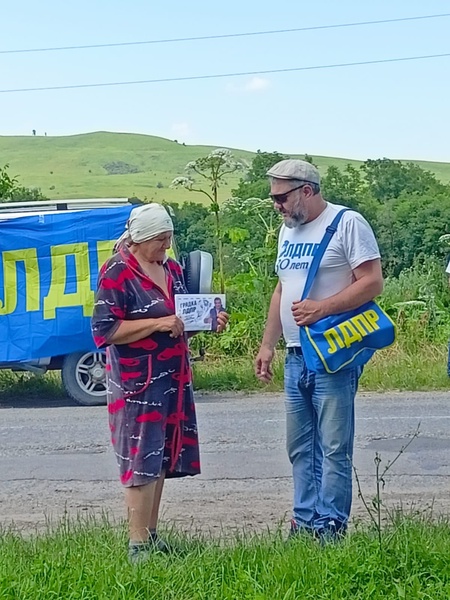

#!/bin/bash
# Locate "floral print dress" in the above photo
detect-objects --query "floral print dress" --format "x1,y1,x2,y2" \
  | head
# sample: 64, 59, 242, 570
91, 246, 200, 487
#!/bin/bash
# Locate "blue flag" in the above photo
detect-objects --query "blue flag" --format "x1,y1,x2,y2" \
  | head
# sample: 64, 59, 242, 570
0, 205, 134, 362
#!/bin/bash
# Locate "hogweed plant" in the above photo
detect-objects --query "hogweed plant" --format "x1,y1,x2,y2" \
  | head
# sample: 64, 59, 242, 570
221, 196, 281, 279
171, 149, 245, 293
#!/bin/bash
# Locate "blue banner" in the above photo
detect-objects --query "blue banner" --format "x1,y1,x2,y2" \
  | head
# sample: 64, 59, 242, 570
0, 205, 134, 362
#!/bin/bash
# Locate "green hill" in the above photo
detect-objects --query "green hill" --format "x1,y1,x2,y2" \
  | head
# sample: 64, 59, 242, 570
1, 131, 449, 203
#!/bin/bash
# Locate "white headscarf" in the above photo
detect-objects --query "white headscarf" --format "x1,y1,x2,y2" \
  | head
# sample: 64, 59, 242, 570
117, 203, 174, 247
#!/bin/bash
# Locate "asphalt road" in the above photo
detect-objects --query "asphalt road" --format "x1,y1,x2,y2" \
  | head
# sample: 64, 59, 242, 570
1, 390, 450, 533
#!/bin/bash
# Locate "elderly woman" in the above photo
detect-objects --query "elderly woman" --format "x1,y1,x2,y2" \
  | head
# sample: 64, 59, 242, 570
91, 203, 227, 563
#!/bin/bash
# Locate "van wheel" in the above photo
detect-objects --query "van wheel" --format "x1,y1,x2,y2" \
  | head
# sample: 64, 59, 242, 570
61, 351, 107, 406
183, 250, 213, 294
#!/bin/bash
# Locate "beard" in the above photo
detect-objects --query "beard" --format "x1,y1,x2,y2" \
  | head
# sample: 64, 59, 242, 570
283, 199, 308, 228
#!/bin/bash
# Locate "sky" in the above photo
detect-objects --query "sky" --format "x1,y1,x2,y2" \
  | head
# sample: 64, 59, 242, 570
1, 0, 450, 162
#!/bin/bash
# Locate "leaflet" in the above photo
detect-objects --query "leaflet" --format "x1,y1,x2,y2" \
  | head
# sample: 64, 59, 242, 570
174, 294, 226, 332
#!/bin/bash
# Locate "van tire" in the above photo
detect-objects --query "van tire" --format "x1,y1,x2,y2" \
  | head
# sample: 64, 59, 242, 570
183, 250, 212, 294
183, 251, 201, 294
61, 351, 107, 406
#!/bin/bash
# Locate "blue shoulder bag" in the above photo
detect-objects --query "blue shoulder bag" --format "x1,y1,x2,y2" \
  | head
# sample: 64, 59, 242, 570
299, 209, 396, 374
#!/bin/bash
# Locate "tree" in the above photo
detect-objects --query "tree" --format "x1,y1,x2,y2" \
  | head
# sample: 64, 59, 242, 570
163, 201, 215, 256
9, 185, 47, 202
0, 164, 18, 201
171, 149, 244, 292
232, 150, 289, 201
0, 163, 47, 203
361, 158, 443, 202
321, 164, 369, 212
220, 196, 281, 277
303, 154, 316, 166
319, 159, 450, 274
375, 190, 450, 276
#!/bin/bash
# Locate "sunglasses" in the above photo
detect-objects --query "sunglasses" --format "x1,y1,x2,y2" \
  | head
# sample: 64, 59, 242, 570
269, 182, 312, 204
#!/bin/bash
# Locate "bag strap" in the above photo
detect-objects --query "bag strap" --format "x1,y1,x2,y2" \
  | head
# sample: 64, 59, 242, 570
301, 209, 350, 301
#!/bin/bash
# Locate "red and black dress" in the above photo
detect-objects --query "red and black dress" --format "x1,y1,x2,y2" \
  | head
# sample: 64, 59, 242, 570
91, 245, 200, 486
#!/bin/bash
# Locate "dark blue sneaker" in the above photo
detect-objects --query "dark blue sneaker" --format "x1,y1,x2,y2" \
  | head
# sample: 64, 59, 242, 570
289, 518, 315, 539
315, 520, 347, 546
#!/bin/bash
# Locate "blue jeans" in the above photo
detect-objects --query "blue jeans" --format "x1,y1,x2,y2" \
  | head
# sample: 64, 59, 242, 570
284, 351, 361, 532
447, 342, 450, 377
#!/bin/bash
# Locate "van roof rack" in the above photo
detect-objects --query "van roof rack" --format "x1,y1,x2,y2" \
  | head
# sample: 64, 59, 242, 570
0, 198, 140, 212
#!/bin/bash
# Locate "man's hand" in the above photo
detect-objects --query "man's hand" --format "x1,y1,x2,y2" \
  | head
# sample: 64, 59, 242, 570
291, 299, 325, 326
215, 312, 229, 333
255, 346, 275, 384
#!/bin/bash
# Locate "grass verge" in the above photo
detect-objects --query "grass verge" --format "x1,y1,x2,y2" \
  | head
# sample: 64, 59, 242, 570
0, 370, 62, 401
193, 342, 450, 392
1, 516, 450, 599
0, 342, 448, 401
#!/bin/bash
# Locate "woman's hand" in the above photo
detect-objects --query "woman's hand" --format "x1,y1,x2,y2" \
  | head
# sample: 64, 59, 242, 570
157, 315, 185, 338
216, 312, 229, 333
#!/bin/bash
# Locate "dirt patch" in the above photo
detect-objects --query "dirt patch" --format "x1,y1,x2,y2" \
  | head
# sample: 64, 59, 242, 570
2, 391, 450, 535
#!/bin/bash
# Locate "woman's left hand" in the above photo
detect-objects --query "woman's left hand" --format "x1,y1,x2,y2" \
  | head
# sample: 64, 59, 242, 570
216, 312, 229, 333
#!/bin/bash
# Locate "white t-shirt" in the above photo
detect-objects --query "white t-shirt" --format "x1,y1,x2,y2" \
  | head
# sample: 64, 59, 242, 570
276, 202, 381, 347
446, 260, 450, 274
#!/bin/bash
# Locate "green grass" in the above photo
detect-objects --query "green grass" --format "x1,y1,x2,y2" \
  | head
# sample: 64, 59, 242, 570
0, 341, 448, 402
359, 343, 450, 391
1, 516, 450, 599
0, 369, 62, 400
2, 131, 450, 202
192, 342, 450, 393
0, 131, 253, 204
